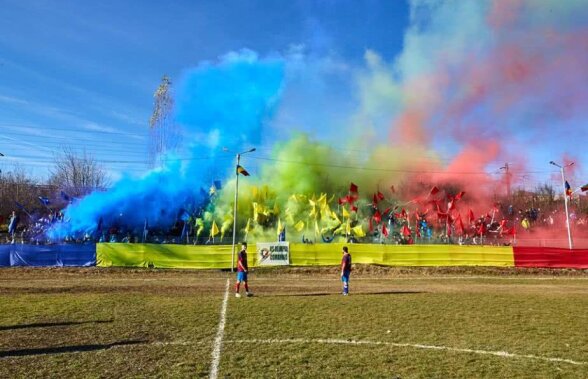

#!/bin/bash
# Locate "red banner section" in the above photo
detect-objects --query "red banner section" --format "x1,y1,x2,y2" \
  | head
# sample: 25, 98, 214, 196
513, 246, 588, 269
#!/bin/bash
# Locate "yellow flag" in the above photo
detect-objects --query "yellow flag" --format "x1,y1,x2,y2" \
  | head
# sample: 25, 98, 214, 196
195, 218, 204, 237
314, 220, 320, 236
294, 220, 305, 232
277, 219, 283, 236
210, 220, 220, 238
221, 217, 232, 238
252, 202, 259, 222
352, 225, 365, 237
331, 212, 341, 224
342, 207, 350, 218
345, 219, 351, 235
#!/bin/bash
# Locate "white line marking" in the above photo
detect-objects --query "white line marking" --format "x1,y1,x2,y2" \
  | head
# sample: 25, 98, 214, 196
209, 278, 230, 379
226, 338, 586, 366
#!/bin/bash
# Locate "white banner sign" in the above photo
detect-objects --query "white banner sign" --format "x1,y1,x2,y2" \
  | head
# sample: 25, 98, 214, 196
256, 242, 290, 266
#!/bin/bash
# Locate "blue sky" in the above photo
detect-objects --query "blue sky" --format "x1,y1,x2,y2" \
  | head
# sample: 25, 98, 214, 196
0, 0, 408, 180
0, 0, 585, 191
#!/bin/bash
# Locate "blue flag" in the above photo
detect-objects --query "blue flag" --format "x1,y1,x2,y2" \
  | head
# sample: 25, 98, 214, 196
38, 196, 50, 206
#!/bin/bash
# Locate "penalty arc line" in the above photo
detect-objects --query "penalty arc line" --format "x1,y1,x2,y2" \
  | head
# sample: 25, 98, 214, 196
225, 338, 586, 366
209, 278, 230, 379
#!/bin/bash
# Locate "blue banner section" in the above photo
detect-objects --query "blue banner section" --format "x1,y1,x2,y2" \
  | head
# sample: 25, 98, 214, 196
0, 245, 10, 267
0, 244, 96, 267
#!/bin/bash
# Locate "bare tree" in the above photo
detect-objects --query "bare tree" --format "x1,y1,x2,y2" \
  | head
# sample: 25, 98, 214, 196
0, 164, 36, 215
149, 75, 180, 166
49, 148, 110, 198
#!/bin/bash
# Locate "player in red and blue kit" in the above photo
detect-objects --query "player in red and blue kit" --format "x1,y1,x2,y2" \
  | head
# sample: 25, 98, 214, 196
235, 242, 253, 298
341, 246, 351, 295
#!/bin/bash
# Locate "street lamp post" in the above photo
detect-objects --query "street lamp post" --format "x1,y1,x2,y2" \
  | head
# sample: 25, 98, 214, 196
231, 148, 256, 272
550, 161, 574, 250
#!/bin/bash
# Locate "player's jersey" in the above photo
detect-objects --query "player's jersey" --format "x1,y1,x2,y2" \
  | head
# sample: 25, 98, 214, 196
341, 253, 351, 273
237, 250, 248, 272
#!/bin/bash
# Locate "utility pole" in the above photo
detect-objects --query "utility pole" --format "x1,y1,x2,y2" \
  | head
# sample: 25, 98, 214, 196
230, 148, 256, 272
500, 163, 511, 199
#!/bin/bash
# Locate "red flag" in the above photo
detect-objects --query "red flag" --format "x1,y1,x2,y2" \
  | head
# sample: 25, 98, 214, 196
351, 205, 358, 212
402, 224, 411, 236
429, 186, 440, 196
382, 224, 389, 237
401, 208, 407, 218
338, 197, 348, 205
456, 214, 465, 235
349, 183, 358, 193
477, 222, 486, 236
383, 207, 392, 216
372, 193, 379, 207
373, 210, 382, 224
454, 191, 466, 201
377, 191, 385, 201
468, 209, 475, 224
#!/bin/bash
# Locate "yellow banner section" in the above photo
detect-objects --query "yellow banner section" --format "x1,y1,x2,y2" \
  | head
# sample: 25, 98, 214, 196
289, 243, 514, 267
97, 243, 232, 269
98, 243, 514, 268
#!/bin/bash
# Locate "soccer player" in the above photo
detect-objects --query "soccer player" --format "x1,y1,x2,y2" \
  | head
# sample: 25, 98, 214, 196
341, 246, 351, 295
235, 242, 253, 298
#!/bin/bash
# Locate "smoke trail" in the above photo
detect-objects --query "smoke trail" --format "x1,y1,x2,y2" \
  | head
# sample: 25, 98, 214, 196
48, 50, 285, 238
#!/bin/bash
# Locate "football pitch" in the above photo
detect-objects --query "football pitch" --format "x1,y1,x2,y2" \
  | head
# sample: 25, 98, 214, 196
1, 267, 587, 378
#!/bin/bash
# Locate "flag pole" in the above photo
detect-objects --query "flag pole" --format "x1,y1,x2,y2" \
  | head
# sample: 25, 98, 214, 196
550, 161, 573, 250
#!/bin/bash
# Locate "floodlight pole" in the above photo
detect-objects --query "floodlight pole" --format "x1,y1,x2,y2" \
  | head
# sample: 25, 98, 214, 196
231, 148, 255, 272
550, 161, 574, 250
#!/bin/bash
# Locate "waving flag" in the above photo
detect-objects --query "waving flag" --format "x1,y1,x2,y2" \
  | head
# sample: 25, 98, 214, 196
565, 181, 572, 197
236, 165, 250, 176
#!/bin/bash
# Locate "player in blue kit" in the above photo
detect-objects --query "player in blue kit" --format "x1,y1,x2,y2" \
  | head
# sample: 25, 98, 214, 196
341, 246, 351, 295
235, 242, 253, 298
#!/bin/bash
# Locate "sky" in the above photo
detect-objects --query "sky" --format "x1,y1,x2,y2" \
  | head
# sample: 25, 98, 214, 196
0, 0, 586, 191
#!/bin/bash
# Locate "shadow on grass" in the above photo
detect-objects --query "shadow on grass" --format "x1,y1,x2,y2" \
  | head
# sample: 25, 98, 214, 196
0, 319, 113, 331
0, 340, 146, 358
269, 291, 425, 297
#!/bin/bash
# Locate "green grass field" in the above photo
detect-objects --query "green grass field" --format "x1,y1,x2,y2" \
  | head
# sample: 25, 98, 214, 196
1, 267, 587, 378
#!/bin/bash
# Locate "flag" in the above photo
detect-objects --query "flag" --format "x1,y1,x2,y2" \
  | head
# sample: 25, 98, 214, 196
338, 196, 348, 205
351, 205, 358, 212
456, 214, 465, 235
210, 220, 220, 238
236, 165, 250, 176
454, 191, 466, 201
38, 196, 50, 206
373, 210, 382, 224
372, 193, 379, 207
342, 207, 350, 218
581, 183, 588, 192
377, 191, 385, 201
349, 182, 358, 193
277, 219, 283, 237
468, 209, 475, 224
565, 181, 572, 197
294, 220, 305, 232
402, 224, 411, 236
352, 225, 365, 237
382, 224, 389, 238
60, 191, 72, 202
429, 186, 440, 196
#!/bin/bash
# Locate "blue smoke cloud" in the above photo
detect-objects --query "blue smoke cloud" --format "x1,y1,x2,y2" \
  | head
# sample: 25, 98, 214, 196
48, 50, 285, 239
